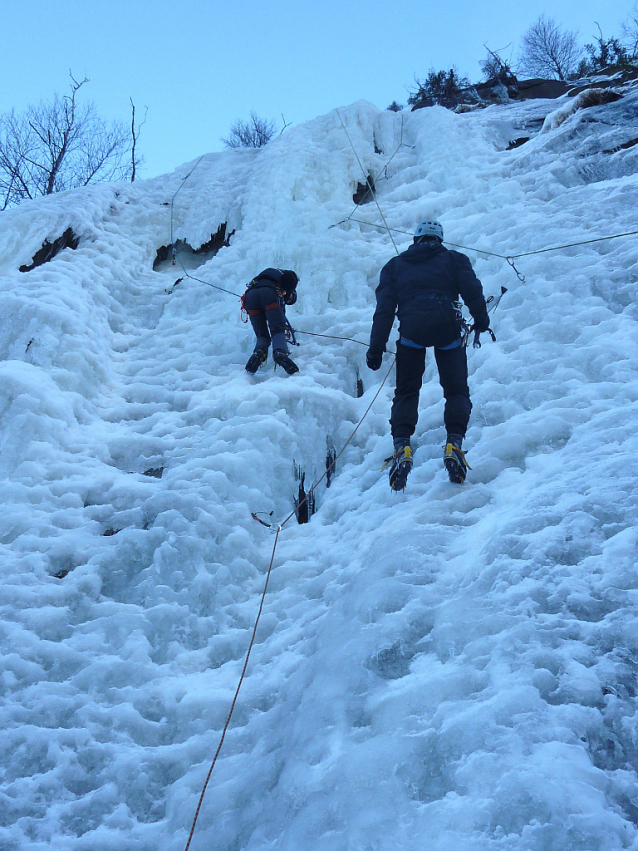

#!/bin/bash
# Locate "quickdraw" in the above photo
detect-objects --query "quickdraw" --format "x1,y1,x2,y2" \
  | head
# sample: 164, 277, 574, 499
250, 512, 282, 532
506, 257, 526, 283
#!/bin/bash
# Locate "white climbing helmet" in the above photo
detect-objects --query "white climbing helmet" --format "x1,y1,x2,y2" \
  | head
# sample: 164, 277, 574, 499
414, 220, 444, 242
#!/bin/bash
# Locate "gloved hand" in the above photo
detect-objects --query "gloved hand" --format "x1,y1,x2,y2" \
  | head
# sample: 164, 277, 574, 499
366, 349, 382, 371
473, 314, 490, 333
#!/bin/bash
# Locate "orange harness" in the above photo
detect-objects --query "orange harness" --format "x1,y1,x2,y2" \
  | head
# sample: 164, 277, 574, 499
246, 301, 280, 316
241, 285, 285, 322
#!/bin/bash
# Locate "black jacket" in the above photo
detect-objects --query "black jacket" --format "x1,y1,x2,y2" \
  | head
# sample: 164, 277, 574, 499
369, 242, 488, 352
249, 268, 298, 305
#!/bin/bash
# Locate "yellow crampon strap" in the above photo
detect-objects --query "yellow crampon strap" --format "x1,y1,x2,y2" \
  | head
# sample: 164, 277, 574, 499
445, 443, 472, 470
382, 445, 413, 471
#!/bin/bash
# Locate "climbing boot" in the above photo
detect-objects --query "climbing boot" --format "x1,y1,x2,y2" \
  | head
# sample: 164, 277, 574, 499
386, 440, 413, 492
273, 349, 299, 375
444, 433, 471, 484
245, 348, 267, 374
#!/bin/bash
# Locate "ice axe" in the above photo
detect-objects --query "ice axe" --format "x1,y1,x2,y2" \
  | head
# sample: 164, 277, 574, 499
465, 286, 507, 348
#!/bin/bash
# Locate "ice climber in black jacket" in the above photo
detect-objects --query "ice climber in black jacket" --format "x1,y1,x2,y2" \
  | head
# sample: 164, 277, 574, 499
366, 220, 490, 490
243, 268, 299, 375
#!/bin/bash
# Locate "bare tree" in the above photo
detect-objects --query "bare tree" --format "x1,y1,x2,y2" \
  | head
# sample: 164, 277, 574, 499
621, 3, 638, 57
0, 73, 134, 209
518, 15, 582, 80
222, 111, 276, 149
129, 97, 148, 182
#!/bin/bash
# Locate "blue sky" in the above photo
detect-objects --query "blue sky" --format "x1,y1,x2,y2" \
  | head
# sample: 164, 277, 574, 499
2, 0, 634, 179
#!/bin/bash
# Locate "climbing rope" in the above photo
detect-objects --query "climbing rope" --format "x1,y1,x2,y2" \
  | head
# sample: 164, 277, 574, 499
331, 215, 638, 284
291, 329, 371, 349
182, 525, 280, 851
182, 355, 396, 850
255, 354, 396, 529
336, 109, 400, 257
168, 155, 243, 299
337, 114, 411, 232
171, 258, 243, 299
169, 155, 206, 246
379, 114, 412, 177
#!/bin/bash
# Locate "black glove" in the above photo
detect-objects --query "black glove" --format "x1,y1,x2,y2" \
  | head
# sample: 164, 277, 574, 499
473, 314, 490, 333
366, 349, 382, 371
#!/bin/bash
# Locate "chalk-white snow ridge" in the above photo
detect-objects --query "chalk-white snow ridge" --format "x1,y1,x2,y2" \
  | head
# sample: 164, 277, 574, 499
1, 83, 638, 851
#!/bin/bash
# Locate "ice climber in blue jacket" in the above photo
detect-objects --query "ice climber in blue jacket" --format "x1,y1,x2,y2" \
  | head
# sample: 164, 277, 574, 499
366, 220, 490, 490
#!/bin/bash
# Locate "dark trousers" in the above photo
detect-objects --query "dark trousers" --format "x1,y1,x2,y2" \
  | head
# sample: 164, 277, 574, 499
390, 341, 472, 439
244, 286, 288, 353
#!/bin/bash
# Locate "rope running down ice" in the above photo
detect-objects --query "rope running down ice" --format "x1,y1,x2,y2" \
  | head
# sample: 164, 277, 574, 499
182, 355, 396, 851
184, 114, 406, 847
184, 110, 407, 844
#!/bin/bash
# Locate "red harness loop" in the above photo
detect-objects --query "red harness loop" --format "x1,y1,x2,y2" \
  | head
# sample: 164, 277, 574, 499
241, 285, 285, 323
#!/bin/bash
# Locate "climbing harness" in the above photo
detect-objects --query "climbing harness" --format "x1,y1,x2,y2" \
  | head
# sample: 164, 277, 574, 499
454, 300, 472, 343
241, 280, 299, 346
